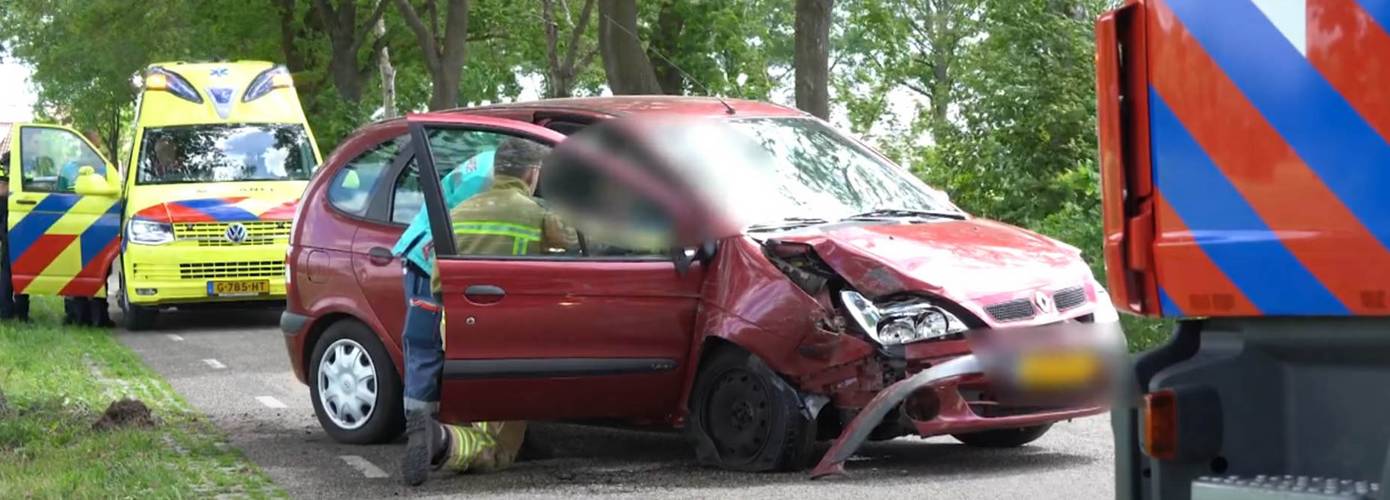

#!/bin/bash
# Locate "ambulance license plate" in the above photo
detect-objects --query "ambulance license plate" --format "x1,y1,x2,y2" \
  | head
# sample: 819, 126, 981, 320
1015, 351, 1100, 390
207, 280, 270, 297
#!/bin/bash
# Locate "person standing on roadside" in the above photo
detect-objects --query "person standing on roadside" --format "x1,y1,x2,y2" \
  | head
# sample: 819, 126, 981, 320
0, 139, 30, 322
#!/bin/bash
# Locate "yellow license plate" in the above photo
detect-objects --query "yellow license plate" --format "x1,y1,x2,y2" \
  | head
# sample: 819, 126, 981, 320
207, 280, 270, 297
1016, 351, 1100, 389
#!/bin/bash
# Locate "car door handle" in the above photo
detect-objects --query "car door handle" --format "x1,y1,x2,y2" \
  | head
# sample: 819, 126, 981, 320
464, 285, 505, 304
367, 247, 394, 266
14, 199, 36, 206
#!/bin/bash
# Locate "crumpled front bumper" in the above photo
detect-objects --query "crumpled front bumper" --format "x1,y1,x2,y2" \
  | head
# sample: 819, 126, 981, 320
809, 321, 1123, 479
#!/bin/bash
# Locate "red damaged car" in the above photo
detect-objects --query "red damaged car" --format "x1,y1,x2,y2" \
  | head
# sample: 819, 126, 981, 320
280, 96, 1115, 475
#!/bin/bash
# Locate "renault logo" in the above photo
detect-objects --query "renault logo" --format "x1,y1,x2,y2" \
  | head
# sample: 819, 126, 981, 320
1034, 291, 1054, 313
225, 223, 249, 244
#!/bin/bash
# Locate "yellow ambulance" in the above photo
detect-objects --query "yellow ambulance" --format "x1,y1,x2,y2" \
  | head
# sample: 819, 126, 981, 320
2, 61, 322, 329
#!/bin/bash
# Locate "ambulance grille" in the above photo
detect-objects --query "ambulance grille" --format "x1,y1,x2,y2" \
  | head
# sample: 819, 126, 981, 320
985, 299, 1036, 322
174, 221, 291, 246
178, 260, 284, 279
1053, 286, 1087, 311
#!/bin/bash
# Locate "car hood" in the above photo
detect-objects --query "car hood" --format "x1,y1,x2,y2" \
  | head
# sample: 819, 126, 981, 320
767, 218, 1092, 301
129, 181, 305, 223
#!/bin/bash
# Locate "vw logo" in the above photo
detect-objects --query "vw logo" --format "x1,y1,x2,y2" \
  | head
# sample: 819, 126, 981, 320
1034, 291, 1054, 313
225, 223, 249, 244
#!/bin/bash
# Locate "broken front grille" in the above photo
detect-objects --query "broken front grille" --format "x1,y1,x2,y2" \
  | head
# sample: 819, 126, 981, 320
985, 298, 1036, 322
179, 261, 284, 279
173, 221, 291, 247
1053, 286, 1087, 311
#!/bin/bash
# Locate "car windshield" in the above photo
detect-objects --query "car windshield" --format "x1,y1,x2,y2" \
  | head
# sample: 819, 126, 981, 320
137, 124, 315, 185
654, 117, 957, 228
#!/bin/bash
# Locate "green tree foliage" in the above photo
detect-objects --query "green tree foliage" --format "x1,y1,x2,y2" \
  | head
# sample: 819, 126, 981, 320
1, 0, 1165, 346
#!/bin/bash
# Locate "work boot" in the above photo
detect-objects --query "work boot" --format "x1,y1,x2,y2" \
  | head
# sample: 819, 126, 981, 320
401, 410, 448, 486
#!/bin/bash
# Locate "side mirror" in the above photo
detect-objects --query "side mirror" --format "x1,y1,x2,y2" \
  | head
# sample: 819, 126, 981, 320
672, 240, 718, 276
74, 165, 120, 197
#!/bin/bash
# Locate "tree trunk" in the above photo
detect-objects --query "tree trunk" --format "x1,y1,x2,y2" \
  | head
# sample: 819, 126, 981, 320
597, 0, 662, 95
396, 0, 471, 110
311, 0, 389, 103
794, 0, 832, 119
327, 39, 364, 102
376, 18, 397, 118
649, 0, 685, 94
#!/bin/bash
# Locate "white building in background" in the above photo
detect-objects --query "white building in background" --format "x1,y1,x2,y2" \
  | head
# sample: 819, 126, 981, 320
0, 62, 37, 123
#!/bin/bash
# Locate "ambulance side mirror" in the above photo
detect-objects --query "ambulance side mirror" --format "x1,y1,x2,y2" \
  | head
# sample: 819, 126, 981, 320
74, 165, 120, 197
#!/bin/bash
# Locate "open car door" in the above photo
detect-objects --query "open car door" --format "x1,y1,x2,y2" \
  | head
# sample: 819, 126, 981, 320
4, 124, 122, 297
409, 114, 708, 424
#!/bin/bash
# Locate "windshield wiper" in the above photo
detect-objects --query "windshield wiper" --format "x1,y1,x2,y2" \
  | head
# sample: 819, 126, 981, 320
747, 217, 830, 231
845, 208, 966, 221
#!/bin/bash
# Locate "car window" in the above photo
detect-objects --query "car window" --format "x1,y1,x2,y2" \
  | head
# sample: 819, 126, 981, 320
422, 128, 579, 257
327, 135, 404, 216
539, 132, 674, 258
18, 127, 105, 193
390, 157, 422, 224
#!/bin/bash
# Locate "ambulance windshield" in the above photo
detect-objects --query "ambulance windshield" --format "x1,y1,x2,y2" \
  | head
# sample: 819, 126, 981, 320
136, 124, 315, 185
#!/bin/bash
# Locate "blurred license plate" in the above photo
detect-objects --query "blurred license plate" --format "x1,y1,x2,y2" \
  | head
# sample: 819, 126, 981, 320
208, 280, 269, 297
1016, 351, 1099, 389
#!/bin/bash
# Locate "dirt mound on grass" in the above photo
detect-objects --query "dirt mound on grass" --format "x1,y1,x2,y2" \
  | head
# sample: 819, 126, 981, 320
93, 398, 157, 431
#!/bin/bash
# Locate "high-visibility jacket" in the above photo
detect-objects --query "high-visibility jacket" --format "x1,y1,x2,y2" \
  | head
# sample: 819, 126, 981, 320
430, 175, 576, 290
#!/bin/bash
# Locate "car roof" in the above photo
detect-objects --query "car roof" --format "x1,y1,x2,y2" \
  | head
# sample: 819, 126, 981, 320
336, 96, 808, 163
448, 95, 807, 119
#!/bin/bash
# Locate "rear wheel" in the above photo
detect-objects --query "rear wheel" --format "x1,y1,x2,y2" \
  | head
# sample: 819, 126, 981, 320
952, 424, 1053, 448
309, 319, 404, 444
687, 348, 816, 472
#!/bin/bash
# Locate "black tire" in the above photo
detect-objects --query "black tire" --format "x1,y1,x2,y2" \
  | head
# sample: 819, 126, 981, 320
952, 424, 1053, 448
687, 348, 817, 472
117, 267, 158, 331
309, 319, 404, 444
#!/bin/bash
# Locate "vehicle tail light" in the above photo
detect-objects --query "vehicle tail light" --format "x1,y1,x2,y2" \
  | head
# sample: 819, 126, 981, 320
1143, 389, 1178, 460
143, 67, 203, 104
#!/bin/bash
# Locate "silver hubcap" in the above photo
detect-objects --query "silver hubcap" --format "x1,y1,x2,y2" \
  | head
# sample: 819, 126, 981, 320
317, 339, 377, 430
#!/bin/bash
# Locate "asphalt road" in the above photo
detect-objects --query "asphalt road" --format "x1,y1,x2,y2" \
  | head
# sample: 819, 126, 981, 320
118, 308, 1116, 500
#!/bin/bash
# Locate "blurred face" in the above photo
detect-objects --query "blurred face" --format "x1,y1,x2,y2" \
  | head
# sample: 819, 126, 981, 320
154, 139, 176, 166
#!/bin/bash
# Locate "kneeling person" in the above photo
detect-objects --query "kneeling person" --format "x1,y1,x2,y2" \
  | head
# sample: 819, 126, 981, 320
402, 137, 573, 485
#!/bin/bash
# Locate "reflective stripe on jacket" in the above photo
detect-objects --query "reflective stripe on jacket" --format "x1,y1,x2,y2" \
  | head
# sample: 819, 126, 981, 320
430, 175, 576, 290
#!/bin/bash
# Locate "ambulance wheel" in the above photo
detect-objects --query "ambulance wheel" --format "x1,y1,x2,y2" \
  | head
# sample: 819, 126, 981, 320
122, 302, 158, 331
309, 319, 404, 444
115, 268, 158, 331
952, 424, 1052, 448
687, 348, 817, 472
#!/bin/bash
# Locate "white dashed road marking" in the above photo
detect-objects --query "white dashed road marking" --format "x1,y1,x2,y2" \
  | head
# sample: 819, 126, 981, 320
339, 455, 390, 479
202, 358, 226, 369
166, 334, 185, 341
255, 396, 287, 409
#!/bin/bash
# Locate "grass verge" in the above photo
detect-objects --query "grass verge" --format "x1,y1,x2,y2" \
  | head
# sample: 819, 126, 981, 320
0, 297, 282, 498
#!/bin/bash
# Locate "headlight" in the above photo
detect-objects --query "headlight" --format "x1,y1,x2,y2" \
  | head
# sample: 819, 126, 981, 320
1093, 286, 1120, 323
839, 290, 969, 346
127, 219, 174, 245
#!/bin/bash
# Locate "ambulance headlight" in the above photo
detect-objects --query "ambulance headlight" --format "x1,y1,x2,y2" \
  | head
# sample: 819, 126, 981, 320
128, 220, 174, 245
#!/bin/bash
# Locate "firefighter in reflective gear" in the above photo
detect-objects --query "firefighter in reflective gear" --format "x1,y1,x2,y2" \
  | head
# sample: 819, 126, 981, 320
402, 137, 571, 486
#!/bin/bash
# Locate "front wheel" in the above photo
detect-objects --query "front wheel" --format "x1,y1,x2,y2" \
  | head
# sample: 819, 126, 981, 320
686, 348, 816, 472
309, 319, 404, 444
113, 261, 157, 331
952, 424, 1053, 448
